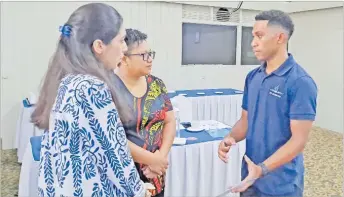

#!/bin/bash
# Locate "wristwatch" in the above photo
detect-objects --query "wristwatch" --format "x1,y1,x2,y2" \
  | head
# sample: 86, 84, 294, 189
258, 163, 269, 177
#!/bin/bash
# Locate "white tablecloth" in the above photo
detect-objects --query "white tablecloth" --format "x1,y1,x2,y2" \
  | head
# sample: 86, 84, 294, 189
165, 140, 246, 197
189, 94, 243, 127
19, 139, 246, 197
18, 141, 39, 197
18, 92, 245, 196
15, 94, 242, 163
15, 106, 44, 163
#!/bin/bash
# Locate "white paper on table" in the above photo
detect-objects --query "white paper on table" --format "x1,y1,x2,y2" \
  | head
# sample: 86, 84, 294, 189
214, 121, 230, 129
173, 137, 186, 145
192, 120, 230, 130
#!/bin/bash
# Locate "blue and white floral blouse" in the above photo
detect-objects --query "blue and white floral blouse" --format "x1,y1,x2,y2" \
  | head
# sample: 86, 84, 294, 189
38, 74, 145, 197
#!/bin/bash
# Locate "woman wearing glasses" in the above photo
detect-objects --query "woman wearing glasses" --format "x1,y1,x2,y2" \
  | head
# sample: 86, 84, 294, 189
113, 29, 176, 197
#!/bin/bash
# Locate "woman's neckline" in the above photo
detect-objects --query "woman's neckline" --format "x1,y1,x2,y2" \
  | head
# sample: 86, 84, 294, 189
114, 73, 149, 99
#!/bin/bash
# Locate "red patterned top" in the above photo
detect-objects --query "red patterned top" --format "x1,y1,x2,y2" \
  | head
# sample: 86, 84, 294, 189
113, 74, 173, 195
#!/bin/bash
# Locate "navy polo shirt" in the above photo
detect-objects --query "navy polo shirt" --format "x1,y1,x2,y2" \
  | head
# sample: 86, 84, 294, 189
241, 54, 317, 196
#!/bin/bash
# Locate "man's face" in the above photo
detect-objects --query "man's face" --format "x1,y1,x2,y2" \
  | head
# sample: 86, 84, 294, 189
251, 20, 282, 62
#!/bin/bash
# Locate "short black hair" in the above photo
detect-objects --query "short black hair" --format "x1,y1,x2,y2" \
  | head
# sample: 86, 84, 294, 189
124, 28, 147, 52
255, 9, 294, 39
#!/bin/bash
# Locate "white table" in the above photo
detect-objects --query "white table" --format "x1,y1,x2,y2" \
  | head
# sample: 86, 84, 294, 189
19, 124, 246, 197
188, 94, 243, 127
18, 89, 245, 196
169, 89, 243, 127
15, 105, 44, 163
18, 141, 40, 197
16, 89, 243, 163
165, 140, 246, 197
168, 89, 245, 197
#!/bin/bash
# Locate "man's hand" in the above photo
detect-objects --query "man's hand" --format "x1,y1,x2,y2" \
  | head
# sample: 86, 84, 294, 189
218, 109, 248, 163
218, 136, 236, 163
231, 155, 262, 193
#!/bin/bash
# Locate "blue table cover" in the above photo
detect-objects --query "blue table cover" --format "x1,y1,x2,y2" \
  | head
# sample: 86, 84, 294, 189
30, 136, 42, 161
168, 88, 243, 98
23, 89, 242, 108
30, 127, 232, 161
175, 127, 231, 146
29, 88, 240, 159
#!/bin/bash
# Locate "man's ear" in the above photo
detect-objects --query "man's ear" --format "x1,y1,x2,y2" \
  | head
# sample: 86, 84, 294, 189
277, 32, 288, 44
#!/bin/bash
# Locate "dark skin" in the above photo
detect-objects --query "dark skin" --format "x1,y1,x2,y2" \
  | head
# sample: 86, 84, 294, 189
218, 20, 314, 193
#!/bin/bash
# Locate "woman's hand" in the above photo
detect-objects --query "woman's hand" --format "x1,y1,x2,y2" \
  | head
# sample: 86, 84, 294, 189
147, 150, 169, 175
142, 166, 159, 179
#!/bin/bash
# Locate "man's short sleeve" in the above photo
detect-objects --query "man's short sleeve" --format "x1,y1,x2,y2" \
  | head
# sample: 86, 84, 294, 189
242, 74, 250, 111
289, 76, 318, 120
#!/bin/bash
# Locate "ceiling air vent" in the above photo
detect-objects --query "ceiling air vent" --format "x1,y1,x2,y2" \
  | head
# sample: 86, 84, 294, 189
216, 7, 230, 22
213, 7, 240, 23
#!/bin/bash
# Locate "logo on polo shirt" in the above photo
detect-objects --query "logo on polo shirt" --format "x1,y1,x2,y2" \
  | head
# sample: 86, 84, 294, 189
269, 85, 283, 98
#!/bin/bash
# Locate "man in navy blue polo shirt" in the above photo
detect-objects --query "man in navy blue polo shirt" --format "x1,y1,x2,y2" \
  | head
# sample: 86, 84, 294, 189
218, 10, 317, 197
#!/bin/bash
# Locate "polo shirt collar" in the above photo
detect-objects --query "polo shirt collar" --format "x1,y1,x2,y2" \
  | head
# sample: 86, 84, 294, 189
258, 53, 296, 76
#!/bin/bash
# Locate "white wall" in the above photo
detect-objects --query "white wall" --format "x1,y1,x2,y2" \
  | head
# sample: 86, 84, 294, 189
289, 7, 344, 133
1, 2, 89, 149
172, 1, 289, 12
287, 1, 343, 13
0, 2, 259, 149
171, 1, 344, 13
1, 2, 343, 149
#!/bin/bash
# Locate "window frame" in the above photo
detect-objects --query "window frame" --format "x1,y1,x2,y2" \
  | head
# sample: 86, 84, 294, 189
181, 17, 261, 67
181, 21, 239, 66
240, 25, 261, 66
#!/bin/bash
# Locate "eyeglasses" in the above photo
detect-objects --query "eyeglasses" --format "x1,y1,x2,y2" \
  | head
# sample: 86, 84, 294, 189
126, 51, 156, 62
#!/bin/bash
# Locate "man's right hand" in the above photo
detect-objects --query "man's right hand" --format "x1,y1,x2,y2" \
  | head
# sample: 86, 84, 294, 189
148, 150, 169, 175
218, 136, 236, 163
